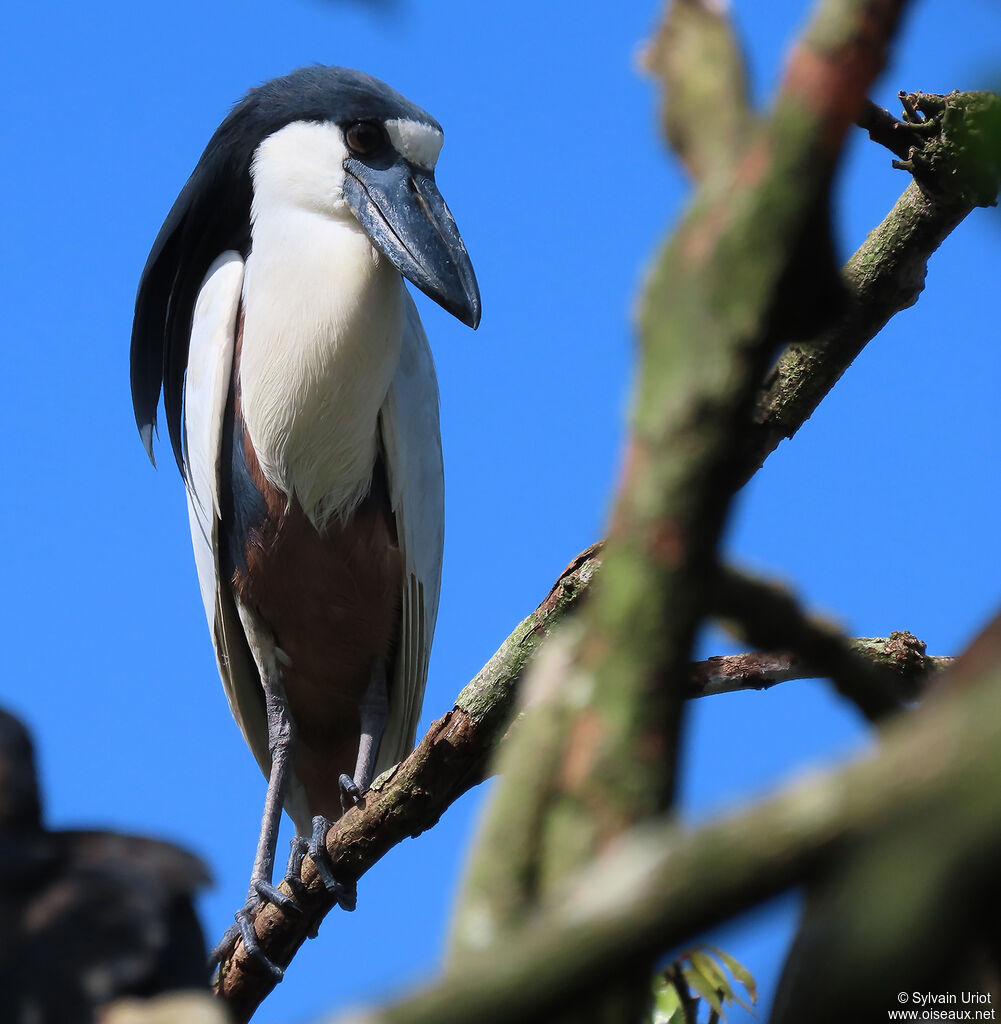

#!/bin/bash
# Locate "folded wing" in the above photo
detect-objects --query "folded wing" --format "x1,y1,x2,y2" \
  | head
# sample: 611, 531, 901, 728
182, 253, 312, 830
376, 293, 445, 777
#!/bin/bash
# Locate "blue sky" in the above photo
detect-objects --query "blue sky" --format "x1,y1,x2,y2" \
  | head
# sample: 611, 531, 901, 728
0, 0, 998, 1021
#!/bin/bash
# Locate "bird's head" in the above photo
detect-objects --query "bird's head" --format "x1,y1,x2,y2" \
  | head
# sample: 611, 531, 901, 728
235, 67, 480, 329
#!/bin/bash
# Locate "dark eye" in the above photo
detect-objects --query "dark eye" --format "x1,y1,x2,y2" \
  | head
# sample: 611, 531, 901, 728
345, 120, 386, 157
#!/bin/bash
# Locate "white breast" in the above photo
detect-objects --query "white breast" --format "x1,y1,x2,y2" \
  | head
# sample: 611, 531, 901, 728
239, 121, 405, 528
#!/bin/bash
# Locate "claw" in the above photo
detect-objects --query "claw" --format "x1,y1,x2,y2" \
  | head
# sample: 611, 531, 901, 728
235, 903, 284, 980
210, 867, 309, 980
209, 896, 285, 979
208, 922, 240, 970
308, 815, 357, 912
339, 772, 361, 814
254, 879, 302, 916
282, 835, 309, 904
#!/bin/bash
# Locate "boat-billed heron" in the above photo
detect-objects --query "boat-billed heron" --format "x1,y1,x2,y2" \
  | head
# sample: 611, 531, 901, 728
130, 66, 479, 971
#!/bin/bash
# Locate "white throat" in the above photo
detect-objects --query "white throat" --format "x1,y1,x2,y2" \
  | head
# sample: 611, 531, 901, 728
239, 121, 405, 529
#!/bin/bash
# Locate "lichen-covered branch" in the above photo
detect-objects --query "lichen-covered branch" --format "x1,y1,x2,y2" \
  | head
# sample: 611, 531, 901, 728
642, 0, 754, 189
449, 8, 909, 1024
742, 89, 1001, 482
323, 619, 1001, 1024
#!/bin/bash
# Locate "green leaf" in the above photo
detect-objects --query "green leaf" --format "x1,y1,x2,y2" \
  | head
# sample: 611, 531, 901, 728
683, 966, 725, 1016
708, 945, 758, 1004
689, 951, 734, 1002
653, 978, 682, 1023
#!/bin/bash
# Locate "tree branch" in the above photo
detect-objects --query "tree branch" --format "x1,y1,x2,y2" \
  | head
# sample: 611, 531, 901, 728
320, 619, 1001, 1024
641, 0, 754, 189
688, 633, 949, 699
212, 540, 947, 1017
713, 567, 916, 720
449, 9, 910, 1008
855, 97, 929, 160
742, 89, 1001, 483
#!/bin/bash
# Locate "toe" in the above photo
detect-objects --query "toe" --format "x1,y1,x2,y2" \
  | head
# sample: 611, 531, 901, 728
254, 879, 302, 917
308, 815, 358, 912
208, 922, 241, 970
338, 772, 361, 808
236, 906, 285, 980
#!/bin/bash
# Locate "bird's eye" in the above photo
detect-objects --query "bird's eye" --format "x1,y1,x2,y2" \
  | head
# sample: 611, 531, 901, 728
345, 120, 386, 157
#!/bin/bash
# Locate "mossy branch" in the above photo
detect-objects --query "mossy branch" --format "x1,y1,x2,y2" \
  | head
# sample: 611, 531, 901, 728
449, 0, 910, 985
212, 542, 946, 1018
744, 89, 1001, 480
321, 619, 1001, 1024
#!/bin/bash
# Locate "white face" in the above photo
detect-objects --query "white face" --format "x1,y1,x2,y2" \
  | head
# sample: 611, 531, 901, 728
384, 118, 444, 171
249, 118, 444, 222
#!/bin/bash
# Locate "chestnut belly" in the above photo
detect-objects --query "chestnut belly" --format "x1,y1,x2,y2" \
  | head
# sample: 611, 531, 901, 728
231, 448, 402, 821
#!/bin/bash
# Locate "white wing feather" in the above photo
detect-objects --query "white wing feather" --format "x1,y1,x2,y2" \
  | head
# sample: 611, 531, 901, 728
183, 251, 311, 831
376, 292, 445, 775
184, 251, 241, 631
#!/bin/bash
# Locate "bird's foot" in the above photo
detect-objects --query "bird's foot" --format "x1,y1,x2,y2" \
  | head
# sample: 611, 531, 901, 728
207, 839, 311, 979
235, 898, 286, 979
208, 895, 287, 980
207, 818, 357, 974
306, 814, 357, 913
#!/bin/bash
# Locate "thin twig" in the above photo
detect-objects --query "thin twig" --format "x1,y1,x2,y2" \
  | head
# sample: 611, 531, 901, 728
713, 568, 916, 721
855, 98, 923, 159
688, 635, 948, 700
666, 963, 700, 1024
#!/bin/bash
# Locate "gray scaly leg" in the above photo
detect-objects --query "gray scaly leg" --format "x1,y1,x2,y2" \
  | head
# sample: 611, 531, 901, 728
212, 600, 301, 979
308, 662, 391, 915
338, 661, 389, 811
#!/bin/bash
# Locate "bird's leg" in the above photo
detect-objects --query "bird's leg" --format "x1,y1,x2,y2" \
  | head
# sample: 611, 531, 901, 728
246, 679, 297, 909
215, 600, 301, 979
338, 661, 390, 811
304, 663, 390, 915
